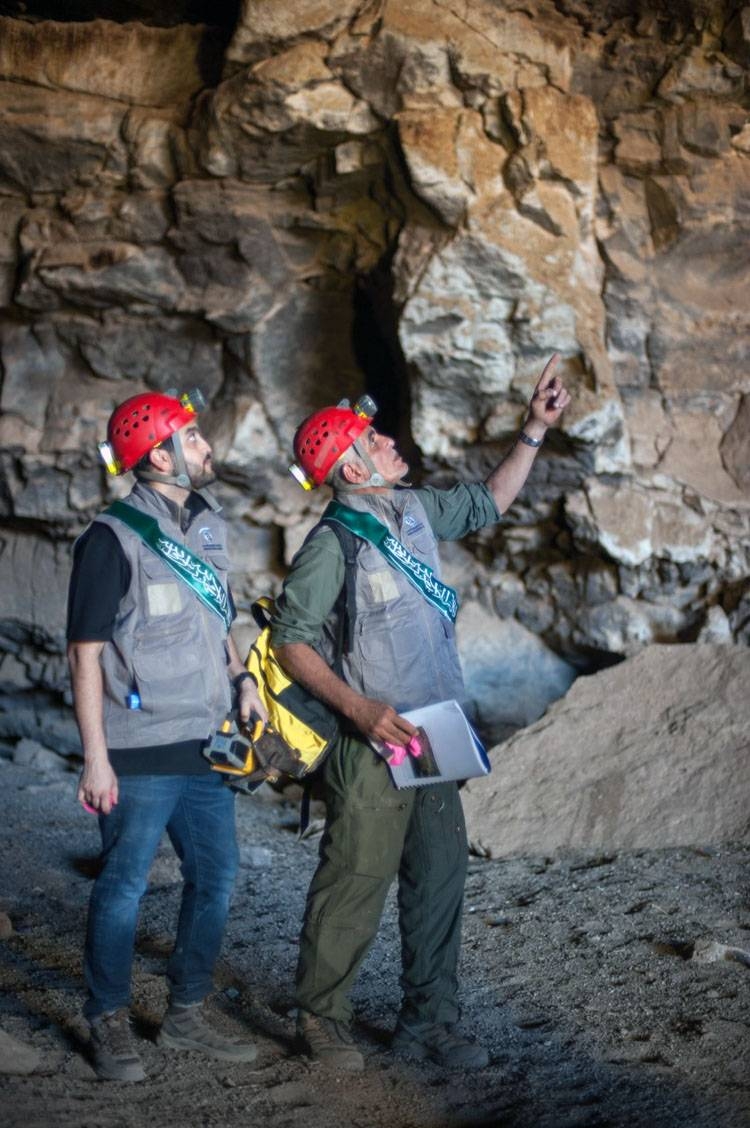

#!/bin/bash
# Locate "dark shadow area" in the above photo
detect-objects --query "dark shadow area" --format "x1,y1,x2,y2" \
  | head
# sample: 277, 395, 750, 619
0, 1, 240, 26
70, 852, 103, 879
560, 643, 627, 676
352, 251, 424, 481
0, 1, 241, 86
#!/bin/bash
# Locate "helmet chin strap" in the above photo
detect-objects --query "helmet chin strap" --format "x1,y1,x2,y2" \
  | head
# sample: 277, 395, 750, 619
332, 439, 387, 492
135, 432, 192, 489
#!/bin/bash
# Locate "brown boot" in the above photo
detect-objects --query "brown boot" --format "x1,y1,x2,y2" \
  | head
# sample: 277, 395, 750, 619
296, 1010, 364, 1072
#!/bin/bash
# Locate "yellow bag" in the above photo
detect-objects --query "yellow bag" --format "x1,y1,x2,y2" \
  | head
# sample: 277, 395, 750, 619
241, 597, 339, 780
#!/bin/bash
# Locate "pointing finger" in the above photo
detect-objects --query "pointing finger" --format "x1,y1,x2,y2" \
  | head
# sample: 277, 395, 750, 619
536, 353, 560, 392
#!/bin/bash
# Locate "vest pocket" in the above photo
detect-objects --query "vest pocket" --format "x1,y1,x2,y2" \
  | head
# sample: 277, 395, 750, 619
131, 617, 205, 716
353, 610, 422, 704
140, 556, 185, 619
146, 581, 182, 617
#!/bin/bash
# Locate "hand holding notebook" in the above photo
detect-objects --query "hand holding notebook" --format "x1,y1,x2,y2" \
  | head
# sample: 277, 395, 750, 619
375, 700, 490, 789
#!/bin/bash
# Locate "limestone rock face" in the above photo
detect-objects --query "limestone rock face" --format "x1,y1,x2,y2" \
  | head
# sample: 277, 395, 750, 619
462, 644, 750, 856
0, 2, 748, 718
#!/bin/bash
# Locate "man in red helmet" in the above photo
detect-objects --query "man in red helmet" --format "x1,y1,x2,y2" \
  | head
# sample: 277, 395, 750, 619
272, 356, 569, 1072
66, 389, 265, 1082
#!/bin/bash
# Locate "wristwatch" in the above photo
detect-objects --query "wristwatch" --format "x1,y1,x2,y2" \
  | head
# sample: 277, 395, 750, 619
232, 671, 254, 692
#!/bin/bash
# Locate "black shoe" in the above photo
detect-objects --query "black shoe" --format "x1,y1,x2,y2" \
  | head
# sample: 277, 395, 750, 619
89, 1009, 146, 1082
391, 1019, 489, 1069
158, 1004, 257, 1063
297, 1010, 364, 1072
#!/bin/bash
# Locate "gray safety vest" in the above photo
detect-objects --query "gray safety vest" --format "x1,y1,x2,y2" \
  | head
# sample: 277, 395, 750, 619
316, 490, 466, 714
94, 482, 232, 750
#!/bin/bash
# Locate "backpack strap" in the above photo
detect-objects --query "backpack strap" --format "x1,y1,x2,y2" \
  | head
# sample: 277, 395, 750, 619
296, 519, 359, 837
251, 595, 275, 632
323, 518, 359, 665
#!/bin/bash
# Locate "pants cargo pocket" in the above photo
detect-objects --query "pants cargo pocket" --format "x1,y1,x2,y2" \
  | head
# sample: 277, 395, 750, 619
344, 797, 412, 878
323, 734, 415, 879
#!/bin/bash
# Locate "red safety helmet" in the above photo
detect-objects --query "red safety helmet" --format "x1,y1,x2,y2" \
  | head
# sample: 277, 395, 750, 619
290, 397, 376, 490
98, 390, 204, 475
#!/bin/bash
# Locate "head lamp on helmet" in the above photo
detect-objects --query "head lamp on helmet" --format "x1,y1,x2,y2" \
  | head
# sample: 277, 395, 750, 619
289, 395, 378, 490
98, 388, 206, 480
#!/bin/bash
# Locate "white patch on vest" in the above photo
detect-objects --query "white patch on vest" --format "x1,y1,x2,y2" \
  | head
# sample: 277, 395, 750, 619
147, 582, 182, 616
368, 569, 399, 603
199, 525, 223, 550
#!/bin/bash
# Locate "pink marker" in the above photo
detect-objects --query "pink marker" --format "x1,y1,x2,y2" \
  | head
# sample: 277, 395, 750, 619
385, 733, 423, 766
385, 741, 407, 766
81, 792, 118, 815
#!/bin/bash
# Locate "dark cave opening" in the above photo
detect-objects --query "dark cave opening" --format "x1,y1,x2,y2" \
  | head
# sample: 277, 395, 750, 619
352, 254, 423, 483
0, 2, 243, 90
0, 1, 240, 30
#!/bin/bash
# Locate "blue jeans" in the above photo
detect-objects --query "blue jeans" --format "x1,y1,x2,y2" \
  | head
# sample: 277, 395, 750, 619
83, 773, 239, 1020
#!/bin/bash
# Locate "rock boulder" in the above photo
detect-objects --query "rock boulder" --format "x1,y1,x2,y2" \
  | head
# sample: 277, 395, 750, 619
462, 644, 750, 856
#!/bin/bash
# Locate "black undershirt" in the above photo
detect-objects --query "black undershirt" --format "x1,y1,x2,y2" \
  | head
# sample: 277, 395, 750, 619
67, 519, 234, 775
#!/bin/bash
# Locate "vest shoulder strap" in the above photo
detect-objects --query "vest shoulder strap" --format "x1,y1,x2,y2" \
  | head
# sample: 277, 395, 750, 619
104, 499, 232, 631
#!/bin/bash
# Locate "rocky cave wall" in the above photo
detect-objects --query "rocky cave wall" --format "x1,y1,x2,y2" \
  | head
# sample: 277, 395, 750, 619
0, 0, 748, 726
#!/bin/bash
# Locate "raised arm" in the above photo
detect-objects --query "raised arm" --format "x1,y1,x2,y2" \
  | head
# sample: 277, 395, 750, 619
485, 353, 570, 514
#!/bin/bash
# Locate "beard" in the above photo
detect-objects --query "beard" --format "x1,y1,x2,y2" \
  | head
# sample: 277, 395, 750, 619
187, 458, 216, 490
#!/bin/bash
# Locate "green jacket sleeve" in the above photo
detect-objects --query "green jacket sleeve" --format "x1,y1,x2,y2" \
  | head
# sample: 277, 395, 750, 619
270, 525, 345, 649
413, 482, 501, 539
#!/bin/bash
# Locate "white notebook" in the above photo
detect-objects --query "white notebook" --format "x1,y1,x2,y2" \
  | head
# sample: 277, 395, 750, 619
381, 699, 491, 790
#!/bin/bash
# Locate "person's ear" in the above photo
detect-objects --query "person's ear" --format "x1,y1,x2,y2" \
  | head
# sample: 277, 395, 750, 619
149, 445, 173, 473
340, 459, 367, 484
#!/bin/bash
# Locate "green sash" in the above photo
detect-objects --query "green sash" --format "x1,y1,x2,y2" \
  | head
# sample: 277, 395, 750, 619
324, 499, 458, 623
106, 500, 232, 632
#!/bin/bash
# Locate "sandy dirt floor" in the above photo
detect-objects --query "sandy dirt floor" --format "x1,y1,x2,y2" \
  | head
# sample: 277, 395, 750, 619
0, 755, 748, 1128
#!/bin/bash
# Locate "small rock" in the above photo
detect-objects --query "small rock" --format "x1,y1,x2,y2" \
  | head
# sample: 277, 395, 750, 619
241, 846, 273, 868
0, 912, 13, 939
0, 1028, 42, 1075
692, 938, 750, 967
696, 605, 732, 644
267, 1080, 311, 1106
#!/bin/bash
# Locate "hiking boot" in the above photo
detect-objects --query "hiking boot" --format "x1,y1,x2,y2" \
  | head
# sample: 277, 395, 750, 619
157, 1003, 257, 1063
391, 1019, 489, 1070
296, 1010, 364, 1072
89, 1009, 146, 1083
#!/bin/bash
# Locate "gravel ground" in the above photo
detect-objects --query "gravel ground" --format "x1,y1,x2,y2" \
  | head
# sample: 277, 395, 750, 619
0, 755, 748, 1128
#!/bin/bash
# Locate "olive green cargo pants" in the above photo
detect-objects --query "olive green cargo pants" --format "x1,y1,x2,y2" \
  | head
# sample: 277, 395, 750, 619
295, 732, 468, 1025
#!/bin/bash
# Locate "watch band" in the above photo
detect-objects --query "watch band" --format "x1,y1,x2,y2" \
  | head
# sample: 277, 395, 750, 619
518, 430, 544, 448
232, 670, 254, 692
